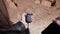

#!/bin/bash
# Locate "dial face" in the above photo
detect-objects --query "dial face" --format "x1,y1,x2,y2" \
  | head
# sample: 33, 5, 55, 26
25, 14, 33, 23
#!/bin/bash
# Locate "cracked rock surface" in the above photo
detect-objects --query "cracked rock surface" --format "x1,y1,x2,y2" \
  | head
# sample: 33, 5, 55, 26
0, 0, 60, 34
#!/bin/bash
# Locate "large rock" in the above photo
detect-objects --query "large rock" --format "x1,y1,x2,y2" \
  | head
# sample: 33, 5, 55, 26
0, 0, 60, 34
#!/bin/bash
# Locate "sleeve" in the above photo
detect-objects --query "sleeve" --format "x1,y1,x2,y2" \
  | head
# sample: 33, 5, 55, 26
11, 21, 26, 32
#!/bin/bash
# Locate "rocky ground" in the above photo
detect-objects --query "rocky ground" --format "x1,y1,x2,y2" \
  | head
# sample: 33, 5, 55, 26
0, 0, 60, 34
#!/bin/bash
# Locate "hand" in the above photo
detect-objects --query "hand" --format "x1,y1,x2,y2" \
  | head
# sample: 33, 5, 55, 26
21, 13, 28, 29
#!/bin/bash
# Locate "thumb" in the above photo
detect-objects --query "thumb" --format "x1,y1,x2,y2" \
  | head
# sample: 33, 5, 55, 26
21, 13, 26, 22
21, 13, 28, 28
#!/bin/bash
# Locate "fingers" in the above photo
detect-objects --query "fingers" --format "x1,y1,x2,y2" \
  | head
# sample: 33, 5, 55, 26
21, 13, 28, 28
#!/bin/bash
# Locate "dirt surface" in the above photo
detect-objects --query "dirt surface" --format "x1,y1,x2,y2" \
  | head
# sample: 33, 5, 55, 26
0, 0, 60, 34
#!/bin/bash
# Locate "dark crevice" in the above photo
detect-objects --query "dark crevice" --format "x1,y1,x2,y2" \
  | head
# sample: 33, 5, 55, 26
11, 0, 18, 7
51, 0, 56, 7
14, 2, 18, 7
